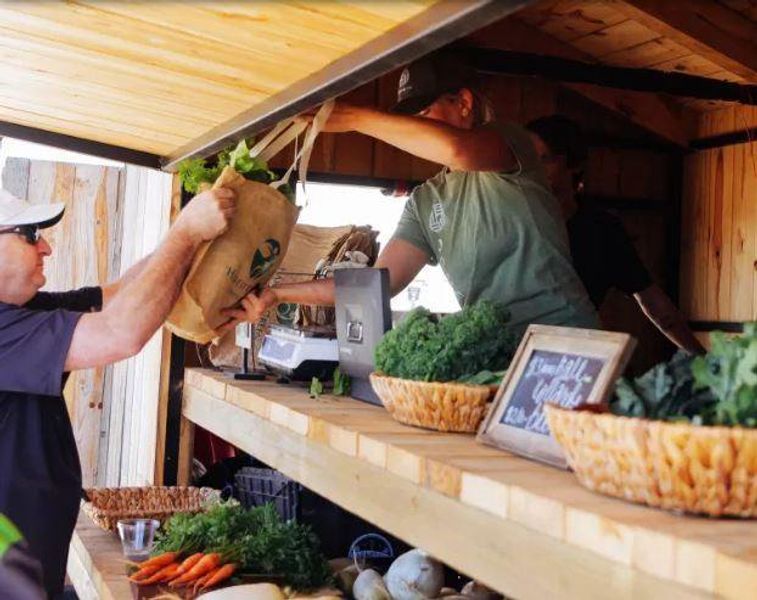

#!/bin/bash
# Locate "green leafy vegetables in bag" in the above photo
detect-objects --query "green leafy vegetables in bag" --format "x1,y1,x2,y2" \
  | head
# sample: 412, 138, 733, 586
611, 323, 757, 427
374, 300, 516, 384
177, 139, 295, 203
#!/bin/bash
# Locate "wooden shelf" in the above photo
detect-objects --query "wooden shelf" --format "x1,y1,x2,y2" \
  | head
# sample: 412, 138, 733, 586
67, 511, 132, 600
182, 369, 757, 600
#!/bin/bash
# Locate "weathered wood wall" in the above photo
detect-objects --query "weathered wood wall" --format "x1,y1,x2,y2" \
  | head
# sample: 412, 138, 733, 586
1, 156, 172, 487
680, 106, 757, 336
270, 72, 679, 371
99, 166, 173, 487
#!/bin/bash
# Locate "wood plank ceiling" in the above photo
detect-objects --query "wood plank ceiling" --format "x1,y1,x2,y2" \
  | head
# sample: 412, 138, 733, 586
0, 0, 436, 155
0, 0, 754, 159
514, 0, 756, 112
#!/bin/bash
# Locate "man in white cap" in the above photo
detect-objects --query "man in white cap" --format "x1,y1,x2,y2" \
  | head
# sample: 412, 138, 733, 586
0, 185, 235, 598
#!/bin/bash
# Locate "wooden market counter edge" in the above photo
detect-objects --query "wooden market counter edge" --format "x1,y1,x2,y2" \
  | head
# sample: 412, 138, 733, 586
68, 367, 756, 600
179, 369, 756, 600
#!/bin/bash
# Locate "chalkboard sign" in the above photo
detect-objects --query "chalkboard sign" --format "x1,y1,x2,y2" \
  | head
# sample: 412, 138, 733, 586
477, 325, 635, 469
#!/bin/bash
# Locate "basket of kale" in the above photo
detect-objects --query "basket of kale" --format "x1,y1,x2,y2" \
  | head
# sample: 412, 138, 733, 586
546, 324, 757, 517
370, 301, 516, 433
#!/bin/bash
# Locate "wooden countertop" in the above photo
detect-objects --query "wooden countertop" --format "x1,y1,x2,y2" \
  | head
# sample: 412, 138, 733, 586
182, 368, 757, 600
67, 511, 132, 600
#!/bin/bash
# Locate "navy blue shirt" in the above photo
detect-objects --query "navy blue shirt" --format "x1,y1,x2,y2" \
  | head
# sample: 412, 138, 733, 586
0, 287, 102, 598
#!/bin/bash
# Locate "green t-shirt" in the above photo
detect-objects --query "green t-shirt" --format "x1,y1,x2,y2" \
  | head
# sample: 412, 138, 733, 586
392, 122, 598, 338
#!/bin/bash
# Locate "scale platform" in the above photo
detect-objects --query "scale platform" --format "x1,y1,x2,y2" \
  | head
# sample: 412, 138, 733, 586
258, 324, 338, 381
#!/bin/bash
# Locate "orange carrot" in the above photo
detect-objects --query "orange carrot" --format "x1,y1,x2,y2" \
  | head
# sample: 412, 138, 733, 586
168, 553, 221, 586
173, 552, 204, 577
183, 552, 221, 578
192, 569, 217, 594
137, 552, 180, 570
200, 563, 236, 590
128, 563, 162, 582
137, 562, 181, 586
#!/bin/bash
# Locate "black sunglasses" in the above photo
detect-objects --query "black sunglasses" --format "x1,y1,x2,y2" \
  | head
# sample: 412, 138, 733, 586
0, 224, 41, 245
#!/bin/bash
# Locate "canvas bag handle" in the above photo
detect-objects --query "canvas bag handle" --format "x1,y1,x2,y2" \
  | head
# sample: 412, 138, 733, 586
247, 100, 334, 201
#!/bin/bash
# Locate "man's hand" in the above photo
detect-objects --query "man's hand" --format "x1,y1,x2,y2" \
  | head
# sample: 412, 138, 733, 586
300, 102, 373, 133
174, 188, 236, 244
221, 288, 280, 327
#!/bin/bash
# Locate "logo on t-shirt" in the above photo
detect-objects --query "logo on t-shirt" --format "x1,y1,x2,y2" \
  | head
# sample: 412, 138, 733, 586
429, 202, 447, 233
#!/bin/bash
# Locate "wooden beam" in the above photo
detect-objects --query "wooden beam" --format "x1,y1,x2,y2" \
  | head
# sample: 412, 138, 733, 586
463, 48, 757, 103
466, 18, 690, 146
616, 0, 757, 82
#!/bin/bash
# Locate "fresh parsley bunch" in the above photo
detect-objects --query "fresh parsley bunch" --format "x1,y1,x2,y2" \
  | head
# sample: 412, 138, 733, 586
374, 300, 516, 383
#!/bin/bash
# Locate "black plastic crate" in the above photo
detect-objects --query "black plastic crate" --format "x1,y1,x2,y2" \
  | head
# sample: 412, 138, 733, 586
235, 467, 301, 521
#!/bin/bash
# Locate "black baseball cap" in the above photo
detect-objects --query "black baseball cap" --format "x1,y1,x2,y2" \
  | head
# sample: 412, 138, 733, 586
392, 52, 479, 115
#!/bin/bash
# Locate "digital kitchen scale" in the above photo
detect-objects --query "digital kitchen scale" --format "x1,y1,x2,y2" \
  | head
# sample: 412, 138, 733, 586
334, 268, 392, 406
258, 324, 339, 381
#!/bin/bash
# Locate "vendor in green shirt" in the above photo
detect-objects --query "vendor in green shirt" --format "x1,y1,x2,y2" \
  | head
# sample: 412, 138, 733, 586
226, 51, 598, 337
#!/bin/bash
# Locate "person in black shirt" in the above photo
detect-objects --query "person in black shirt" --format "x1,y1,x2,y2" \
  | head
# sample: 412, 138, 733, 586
526, 115, 704, 354
0, 186, 236, 598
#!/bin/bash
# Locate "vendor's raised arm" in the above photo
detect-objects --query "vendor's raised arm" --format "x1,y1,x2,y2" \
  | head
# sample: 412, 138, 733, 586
303, 53, 544, 175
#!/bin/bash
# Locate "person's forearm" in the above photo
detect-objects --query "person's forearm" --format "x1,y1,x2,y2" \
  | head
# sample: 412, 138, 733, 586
273, 279, 336, 306
101, 229, 199, 352
353, 110, 514, 172
101, 253, 152, 306
659, 322, 706, 355
355, 110, 463, 166
634, 287, 705, 354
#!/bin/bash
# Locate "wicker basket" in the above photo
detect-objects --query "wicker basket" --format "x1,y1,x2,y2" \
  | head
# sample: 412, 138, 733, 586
82, 486, 221, 531
545, 404, 757, 517
369, 373, 494, 433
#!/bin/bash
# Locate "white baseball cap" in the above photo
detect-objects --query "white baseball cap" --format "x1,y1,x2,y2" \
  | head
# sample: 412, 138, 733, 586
0, 189, 65, 229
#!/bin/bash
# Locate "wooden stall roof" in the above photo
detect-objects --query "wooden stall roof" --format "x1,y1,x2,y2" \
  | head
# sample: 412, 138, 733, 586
0, 0, 754, 165
0, 1, 440, 156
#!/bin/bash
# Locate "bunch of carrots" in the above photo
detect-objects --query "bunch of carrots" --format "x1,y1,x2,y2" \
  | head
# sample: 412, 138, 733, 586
129, 550, 237, 593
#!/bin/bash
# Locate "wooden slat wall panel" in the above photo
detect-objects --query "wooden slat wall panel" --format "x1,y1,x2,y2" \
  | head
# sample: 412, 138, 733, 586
102, 166, 173, 486
687, 105, 757, 139
681, 139, 757, 322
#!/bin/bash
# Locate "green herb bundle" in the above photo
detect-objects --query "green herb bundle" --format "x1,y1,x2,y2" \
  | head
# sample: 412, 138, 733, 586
177, 139, 295, 203
153, 502, 331, 589
611, 324, 757, 427
374, 301, 516, 384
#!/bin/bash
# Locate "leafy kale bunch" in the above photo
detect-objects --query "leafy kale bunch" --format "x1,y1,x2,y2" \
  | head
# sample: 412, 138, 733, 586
611, 351, 716, 423
611, 324, 757, 427
177, 139, 294, 203
374, 300, 516, 384
690, 323, 757, 426
153, 502, 331, 589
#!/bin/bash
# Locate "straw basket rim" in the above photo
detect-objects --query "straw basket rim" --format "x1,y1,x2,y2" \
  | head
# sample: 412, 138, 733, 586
82, 485, 221, 531
545, 403, 756, 434
545, 404, 757, 518
369, 372, 494, 433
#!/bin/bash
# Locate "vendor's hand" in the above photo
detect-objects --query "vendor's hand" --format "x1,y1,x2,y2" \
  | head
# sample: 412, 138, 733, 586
221, 288, 280, 325
174, 188, 236, 244
299, 102, 374, 133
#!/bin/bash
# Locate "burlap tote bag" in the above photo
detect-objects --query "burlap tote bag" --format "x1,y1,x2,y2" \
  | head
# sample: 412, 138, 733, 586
166, 101, 333, 343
